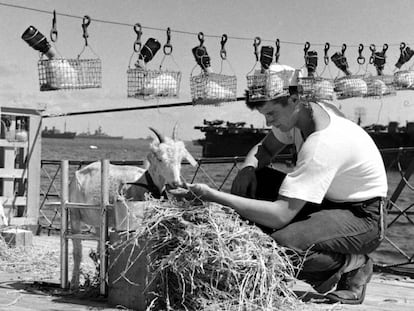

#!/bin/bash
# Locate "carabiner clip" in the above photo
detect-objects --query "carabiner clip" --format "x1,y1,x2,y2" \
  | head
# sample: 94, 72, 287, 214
324, 42, 330, 65
275, 38, 280, 63
198, 32, 205, 46
304, 41, 310, 55
253, 37, 261, 62
341, 43, 347, 55
133, 23, 142, 53
220, 34, 227, 60
369, 44, 376, 64
50, 10, 58, 43
82, 15, 91, 46
163, 27, 173, 55
357, 43, 365, 65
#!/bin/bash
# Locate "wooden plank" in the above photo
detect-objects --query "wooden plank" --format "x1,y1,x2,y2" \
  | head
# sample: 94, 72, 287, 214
0, 196, 27, 206
0, 139, 28, 148
0, 168, 27, 179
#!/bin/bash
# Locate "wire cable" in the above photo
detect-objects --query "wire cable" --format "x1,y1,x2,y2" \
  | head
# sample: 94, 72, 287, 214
0, 1, 409, 48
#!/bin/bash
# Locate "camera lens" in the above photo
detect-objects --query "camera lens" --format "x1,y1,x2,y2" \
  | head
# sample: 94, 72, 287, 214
21, 26, 51, 54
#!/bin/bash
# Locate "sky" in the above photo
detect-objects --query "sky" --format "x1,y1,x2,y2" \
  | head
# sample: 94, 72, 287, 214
2, 0, 414, 139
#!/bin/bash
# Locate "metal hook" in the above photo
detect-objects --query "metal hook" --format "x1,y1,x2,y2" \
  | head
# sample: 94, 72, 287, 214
324, 42, 330, 65
197, 32, 204, 46
400, 42, 407, 51
357, 43, 365, 65
253, 37, 261, 61
304, 41, 310, 55
133, 23, 142, 53
220, 34, 227, 60
341, 43, 347, 55
369, 44, 376, 64
382, 43, 389, 53
50, 10, 58, 42
82, 15, 91, 46
275, 38, 280, 63
163, 27, 172, 55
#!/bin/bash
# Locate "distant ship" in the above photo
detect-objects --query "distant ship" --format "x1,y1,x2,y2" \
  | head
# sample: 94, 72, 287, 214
194, 120, 272, 158
41, 126, 76, 139
77, 126, 123, 140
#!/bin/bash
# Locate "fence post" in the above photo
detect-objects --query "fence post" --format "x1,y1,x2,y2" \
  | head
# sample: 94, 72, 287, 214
60, 160, 69, 289
100, 159, 109, 295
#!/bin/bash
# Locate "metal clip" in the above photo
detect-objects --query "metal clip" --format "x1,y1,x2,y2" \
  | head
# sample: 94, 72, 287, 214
133, 23, 142, 53
369, 44, 376, 64
253, 37, 261, 62
163, 27, 172, 55
400, 42, 406, 52
220, 34, 227, 60
341, 43, 347, 55
324, 42, 330, 65
304, 41, 310, 55
50, 10, 58, 42
357, 43, 365, 65
198, 32, 204, 46
275, 38, 280, 63
82, 15, 91, 46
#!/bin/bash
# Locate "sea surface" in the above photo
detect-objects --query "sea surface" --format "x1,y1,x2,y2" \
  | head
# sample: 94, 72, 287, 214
41, 137, 414, 270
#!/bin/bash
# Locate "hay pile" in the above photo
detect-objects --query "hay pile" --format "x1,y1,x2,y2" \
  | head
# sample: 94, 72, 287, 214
111, 198, 301, 311
0, 233, 60, 279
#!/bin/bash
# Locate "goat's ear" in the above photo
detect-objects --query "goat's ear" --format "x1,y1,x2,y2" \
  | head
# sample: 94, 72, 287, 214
184, 150, 198, 167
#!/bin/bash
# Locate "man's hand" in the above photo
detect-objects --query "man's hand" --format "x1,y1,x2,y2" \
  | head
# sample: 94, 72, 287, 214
231, 166, 257, 198
167, 183, 211, 202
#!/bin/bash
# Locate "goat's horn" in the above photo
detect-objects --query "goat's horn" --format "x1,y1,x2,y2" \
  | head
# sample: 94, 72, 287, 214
172, 123, 178, 141
149, 127, 166, 143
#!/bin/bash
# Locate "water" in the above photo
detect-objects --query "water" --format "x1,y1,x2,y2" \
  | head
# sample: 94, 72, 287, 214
41, 137, 414, 269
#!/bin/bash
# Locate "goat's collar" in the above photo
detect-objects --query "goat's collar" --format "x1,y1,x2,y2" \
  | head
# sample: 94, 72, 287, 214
128, 171, 164, 199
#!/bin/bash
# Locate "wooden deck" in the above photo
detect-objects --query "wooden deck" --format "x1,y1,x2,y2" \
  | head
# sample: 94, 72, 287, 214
0, 234, 413, 311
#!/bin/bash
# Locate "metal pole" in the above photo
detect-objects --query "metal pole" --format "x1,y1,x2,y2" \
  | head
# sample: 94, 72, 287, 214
60, 160, 69, 289
100, 159, 109, 295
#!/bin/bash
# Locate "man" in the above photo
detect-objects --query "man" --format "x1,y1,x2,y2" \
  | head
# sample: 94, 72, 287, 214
171, 65, 387, 304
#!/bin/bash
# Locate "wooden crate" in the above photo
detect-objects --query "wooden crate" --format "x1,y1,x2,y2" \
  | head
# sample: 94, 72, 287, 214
0, 107, 42, 229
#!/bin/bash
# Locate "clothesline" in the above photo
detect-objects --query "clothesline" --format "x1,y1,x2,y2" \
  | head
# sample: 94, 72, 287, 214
0, 1, 409, 49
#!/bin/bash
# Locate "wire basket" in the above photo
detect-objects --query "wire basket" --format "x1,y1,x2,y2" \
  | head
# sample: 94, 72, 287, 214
127, 68, 181, 99
333, 75, 368, 100
38, 58, 102, 91
190, 72, 237, 105
246, 69, 288, 101
364, 75, 396, 98
298, 77, 335, 100
394, 70, 414, 90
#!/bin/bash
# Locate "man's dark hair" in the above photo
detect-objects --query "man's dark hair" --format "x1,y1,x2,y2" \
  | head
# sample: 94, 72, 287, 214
245, 86, 298, 110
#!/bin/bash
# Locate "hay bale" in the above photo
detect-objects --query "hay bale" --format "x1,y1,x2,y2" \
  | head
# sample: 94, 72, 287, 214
109, 198, 299, 311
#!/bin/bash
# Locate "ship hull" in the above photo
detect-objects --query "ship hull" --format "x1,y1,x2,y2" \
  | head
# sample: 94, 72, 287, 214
76, 136, 123, 140
42, 132, 76, 139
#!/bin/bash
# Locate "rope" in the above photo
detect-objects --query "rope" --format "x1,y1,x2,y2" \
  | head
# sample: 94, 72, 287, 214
0, 1, 409, 48
41, 97, 246, 118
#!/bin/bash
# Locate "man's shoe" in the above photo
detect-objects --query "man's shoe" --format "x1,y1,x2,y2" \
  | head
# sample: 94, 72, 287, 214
325, 256, 373, 305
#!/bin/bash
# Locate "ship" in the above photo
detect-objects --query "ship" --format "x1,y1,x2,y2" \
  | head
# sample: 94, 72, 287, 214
194, 120, 272, 158
77, 126, 123, 140
194, 119, 414, 167
41, 126, 76, 139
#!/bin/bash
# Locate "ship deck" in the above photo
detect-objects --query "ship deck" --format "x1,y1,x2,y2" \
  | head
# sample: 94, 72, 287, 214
0, 235, 412, 311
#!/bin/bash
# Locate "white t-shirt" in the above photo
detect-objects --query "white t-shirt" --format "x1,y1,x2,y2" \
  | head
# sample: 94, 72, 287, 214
275, 104, 388, 204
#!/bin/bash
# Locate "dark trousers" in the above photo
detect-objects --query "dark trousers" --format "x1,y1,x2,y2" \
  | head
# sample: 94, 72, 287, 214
253, 167, 385, 285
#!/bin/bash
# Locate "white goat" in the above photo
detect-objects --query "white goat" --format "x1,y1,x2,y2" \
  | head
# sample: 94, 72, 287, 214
68, 127, 196, 289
